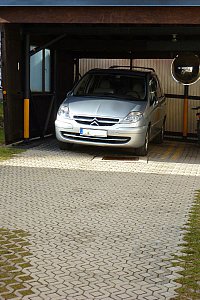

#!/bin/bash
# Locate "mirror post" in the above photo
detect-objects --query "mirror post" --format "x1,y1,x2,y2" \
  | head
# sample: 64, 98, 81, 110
183, 85, 189, 138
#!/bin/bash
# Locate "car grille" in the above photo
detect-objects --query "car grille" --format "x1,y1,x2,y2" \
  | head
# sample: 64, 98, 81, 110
73, 115, 119, 126
61, 131, 130, 145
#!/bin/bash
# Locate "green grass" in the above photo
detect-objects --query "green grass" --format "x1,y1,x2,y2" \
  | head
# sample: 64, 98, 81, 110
0, 228, 34, 299
0, 102, 24, 160
0, 128, 4, 144
0, 147, 24, 161
172, 191, 200, 300
0, 102, 3, 118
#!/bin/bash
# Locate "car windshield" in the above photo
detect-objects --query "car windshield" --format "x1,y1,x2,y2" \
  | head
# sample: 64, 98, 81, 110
73, 73, 146, 100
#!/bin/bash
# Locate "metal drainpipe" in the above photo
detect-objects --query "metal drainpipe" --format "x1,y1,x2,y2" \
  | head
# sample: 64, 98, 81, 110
183, 85, 189, 139
24, 34, 30, 140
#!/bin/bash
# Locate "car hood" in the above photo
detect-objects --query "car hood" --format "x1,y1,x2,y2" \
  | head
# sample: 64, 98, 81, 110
65, 96, 147, 118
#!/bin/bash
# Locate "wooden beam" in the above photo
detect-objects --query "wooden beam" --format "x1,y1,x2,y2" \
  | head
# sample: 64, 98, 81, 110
1, 7, 200, 24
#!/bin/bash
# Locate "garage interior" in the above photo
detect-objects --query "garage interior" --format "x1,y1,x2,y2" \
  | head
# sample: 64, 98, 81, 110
1, 6, 200, 145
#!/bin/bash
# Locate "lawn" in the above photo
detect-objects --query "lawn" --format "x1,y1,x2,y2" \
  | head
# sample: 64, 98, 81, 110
172, 190, 200, 299
0, 101, 3, 117
0, 102, 24, 160
0, 127, 4, 144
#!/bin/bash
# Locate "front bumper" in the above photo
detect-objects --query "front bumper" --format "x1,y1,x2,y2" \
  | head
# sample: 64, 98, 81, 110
55, 119, 147, 149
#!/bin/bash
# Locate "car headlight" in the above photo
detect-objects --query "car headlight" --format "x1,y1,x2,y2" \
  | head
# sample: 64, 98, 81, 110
57, 104, 70, 119
121, 112, 143, 123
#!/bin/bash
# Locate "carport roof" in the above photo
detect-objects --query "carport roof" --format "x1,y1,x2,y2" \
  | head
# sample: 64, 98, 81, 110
1, 0, 200, 5
26, 24, 200, 58
1, 6, 200, 24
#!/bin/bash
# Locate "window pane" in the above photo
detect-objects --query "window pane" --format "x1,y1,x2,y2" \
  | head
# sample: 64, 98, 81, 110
30, 48, 42, 92
45, 49, 51, 92
74, 74, 146, 100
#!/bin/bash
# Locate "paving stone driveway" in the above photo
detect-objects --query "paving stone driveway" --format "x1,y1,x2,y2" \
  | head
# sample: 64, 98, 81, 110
0, 140, 200, 300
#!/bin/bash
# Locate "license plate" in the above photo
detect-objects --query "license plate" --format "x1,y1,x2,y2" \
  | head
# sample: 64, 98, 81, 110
80, 128, 107, 137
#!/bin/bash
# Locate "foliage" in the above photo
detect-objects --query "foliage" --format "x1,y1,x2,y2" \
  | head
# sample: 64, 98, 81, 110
0, 102, 24, 159
172, 191, 200, 299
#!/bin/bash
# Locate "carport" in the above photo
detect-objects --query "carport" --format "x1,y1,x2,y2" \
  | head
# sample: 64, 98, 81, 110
1, 5, 200, 144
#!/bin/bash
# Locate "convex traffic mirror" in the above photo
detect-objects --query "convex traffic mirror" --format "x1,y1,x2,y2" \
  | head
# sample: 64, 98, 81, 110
171, 53, 200, 85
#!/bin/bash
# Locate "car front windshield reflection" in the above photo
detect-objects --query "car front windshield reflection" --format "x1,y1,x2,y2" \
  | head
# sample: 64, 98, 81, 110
73, 73, 146, 101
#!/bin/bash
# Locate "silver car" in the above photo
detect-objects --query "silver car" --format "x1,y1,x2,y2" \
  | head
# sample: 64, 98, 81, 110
55, 67, 166, 156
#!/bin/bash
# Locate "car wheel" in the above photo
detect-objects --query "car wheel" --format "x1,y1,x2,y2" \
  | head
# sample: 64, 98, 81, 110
58, 141, 73, 150
154, 122, 165, 144
135, 129, 149, 156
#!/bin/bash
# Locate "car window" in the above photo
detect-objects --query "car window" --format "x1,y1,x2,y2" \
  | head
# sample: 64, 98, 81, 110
73, 73, 147, 101
149, 78, 157, 105
74, 74, 91, 96
158, 79, 164, 98
154, 76, 163, 98
149, 78, 157, 92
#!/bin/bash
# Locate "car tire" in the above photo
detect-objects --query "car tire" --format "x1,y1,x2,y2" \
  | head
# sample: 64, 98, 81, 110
135, 129, 149, 156
58, 141, 73, 150
154, 121, 165, 144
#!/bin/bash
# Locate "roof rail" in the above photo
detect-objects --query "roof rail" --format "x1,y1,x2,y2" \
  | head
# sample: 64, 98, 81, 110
90, 68, 101, 70
109, 65, 155, 72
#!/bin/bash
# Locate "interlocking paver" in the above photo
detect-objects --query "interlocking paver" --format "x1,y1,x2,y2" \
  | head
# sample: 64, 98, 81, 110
0, 140, 199, 300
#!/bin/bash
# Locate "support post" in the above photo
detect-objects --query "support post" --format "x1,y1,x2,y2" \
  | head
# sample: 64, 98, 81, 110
183, 85, 189, 139
42, 93, 55, 137
74, 58, 79, 84
24, 34, 30, 140
130, 57, 133, 70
